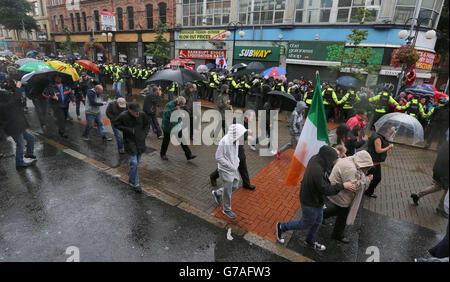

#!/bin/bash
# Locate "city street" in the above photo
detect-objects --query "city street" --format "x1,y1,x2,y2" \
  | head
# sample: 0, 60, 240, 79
0, 101, 446, 262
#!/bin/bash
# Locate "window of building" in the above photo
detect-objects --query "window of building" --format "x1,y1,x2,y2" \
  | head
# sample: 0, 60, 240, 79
146, 4, 154, 29
60, 15, 64, 30
94, 10, 100, 31
127, 6, 134, 30
294, 0, 332, 23
70, 13, 75, 32
238, 0, 285, 25
183, 0, 232, 27
158, 2, 167, 24
117, 8, 124, 30
333, 0, 379, 23
76, 13, 81, 32
82, 12, 87, 31
54, 15, 58, 32
33, 2, 39, 17
40, 0, 45, 16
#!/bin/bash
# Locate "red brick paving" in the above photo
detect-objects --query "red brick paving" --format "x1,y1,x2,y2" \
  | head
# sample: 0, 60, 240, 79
211, 149, 298, 242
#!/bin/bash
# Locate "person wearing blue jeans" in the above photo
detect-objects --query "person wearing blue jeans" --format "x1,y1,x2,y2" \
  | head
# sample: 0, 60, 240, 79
128, 154, 142, 188
81, 85, 112, 142
12, 130, 36, 167
276, 145, 356, 251
113, 81, 122, 98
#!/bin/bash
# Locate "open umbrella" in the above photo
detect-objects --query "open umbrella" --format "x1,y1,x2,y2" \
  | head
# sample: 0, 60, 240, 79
76, 60, 100, 74
21, 69, 74, 87
63, 54, 77, 62
404, 84, 435, 98
206, 63, 216, 69
46, 60, 80, 81
262, 67, 286, 77
268, 90, 297, 111
246, 62, 265, 70
18, 62, 56, 72
374, 112, 424, 145
146, 68, 204, 85
14, 58, 41, 66
336, 76, 358, 88
196, 65, 209, 73
230, 63, 247, 73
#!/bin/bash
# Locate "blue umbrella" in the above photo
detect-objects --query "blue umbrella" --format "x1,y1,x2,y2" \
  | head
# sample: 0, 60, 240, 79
26, 50, 38, 58
206, 63, 216, 69
405, 84, 435, 98
261, 67, 287, 77
336, 76, 358, 88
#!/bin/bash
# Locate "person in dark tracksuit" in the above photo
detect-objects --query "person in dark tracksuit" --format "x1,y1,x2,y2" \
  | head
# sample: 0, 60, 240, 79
44, 75, 75, 138
210, 112, 256, 190
142, 85, 163, 139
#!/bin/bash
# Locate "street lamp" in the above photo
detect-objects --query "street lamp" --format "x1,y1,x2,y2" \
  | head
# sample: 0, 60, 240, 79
395, 17, 436, 96
226, 21, 244, 67
102, 32, 113, 62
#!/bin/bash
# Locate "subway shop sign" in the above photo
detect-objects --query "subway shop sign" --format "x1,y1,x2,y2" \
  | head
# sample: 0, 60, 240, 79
234, 46, 280, 61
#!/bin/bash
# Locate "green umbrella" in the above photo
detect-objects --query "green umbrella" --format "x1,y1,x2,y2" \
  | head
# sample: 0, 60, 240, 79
18, 61, 55, 72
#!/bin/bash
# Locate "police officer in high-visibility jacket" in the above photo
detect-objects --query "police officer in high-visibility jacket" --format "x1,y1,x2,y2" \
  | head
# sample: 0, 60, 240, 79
303, 87, 315, 117
208, 71, 220, 102
112, 65, 124, 98
272, 79, 285, 92
368, 89, 400, 127
338, 87, 361, 121
396, 96, 429, 125
168, 82, 178, 101
321, 84, 339, 121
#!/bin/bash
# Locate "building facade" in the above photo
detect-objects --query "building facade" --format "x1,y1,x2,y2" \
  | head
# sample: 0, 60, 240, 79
175, 0, 445, 92
46, 0, 176, 63
0, 0, 54, 55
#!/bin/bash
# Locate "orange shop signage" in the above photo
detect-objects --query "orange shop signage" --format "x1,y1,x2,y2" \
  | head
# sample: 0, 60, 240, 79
178, 49, 226, 59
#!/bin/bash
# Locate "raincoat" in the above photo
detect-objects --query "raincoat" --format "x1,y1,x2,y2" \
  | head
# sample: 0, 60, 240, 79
216, 123, 247, 176
290, 101, 307, 139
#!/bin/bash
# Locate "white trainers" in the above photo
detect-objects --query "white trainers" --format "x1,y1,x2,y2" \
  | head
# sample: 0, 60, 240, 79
306, 241, 326, 251
249, 145, 257, 151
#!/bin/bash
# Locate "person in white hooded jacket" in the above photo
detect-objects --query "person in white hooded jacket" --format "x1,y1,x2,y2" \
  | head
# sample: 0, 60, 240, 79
212, 123, 248, 219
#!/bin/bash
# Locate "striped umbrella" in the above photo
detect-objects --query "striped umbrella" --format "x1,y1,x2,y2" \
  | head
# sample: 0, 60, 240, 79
18, 62, 56, 72
404, 84, 436, 98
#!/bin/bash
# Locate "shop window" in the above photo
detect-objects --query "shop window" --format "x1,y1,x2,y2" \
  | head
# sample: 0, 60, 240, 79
82, 12, 87, 31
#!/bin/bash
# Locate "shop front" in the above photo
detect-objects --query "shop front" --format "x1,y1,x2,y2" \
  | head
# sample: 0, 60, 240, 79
177, 49, 227, 68
232, 46, 280, 70
286, 41, 345, 82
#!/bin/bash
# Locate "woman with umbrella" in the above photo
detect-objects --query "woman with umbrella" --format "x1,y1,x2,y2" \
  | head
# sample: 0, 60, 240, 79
365, 122, 396, 198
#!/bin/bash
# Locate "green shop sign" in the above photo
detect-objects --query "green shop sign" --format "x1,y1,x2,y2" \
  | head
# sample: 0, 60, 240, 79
234, 46, 280, 61
287, 42, 345, 62
287, 41, 384, 65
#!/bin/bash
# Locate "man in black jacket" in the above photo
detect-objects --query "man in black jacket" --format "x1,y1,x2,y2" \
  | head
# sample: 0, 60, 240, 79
106, 97, 127, 154
113, 103, 149, 191
0, 83, 37, 168
411, 141, 449, 218
276, 145, 355, 250
142, 85, 163, 139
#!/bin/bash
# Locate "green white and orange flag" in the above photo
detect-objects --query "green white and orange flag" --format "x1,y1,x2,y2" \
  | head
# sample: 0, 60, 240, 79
285, 72, 330, 186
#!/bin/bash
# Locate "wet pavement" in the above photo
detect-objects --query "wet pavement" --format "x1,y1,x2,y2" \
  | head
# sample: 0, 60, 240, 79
0, 137, 286, 262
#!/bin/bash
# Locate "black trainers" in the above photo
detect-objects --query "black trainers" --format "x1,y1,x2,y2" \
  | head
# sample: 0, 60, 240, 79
243, 185, 256, 190
276, 222, 285, 244
306, 240, 326, 251
187, 155, 197, 161
16, 159, 37, 169
212, 190, 221, 205
24, 155, 37, 159
103, 136, 113, 142
160, 155, 168, 161
411, 194, 420, 206
332, 236, 350, 244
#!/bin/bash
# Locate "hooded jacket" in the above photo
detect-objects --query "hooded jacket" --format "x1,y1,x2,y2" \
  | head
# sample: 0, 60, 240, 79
328, 151, 373, 207
290, 101, 307, 138
216, 124, 247, 176
300, 145, 344, 208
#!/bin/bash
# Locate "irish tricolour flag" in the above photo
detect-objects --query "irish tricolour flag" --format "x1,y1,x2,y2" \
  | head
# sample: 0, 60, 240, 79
286, 72, 330, 186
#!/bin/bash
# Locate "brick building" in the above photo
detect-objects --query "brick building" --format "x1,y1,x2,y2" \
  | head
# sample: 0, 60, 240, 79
47, 0, 176, 63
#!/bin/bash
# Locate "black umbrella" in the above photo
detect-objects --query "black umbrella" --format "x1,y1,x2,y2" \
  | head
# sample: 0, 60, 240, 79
146, 68, 204, 85
246, 62, 265, 70
21, 69, 74, 88
268, 90, 297, 111
15, 58, 41, 66
230, 63, 247, 73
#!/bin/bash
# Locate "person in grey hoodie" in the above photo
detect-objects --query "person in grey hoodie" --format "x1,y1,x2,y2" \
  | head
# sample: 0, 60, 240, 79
212, 123, 247, 219
290, 101, 308, 149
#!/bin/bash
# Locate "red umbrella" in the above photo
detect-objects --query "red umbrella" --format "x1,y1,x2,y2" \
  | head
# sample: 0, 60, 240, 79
76, 60, 100, 74
424, 84, 448, 102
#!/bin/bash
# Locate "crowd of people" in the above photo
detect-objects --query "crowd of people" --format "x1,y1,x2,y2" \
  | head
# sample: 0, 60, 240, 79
0, 55, 448, 260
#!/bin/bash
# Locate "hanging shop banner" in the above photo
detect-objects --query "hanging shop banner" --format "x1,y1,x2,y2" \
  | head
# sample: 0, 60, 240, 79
178, 49, 227, 59
101, 11, 116, 31
178, 30, 227, 40
286, 42, 345, 61
390, 49, 435, 70
234, 46, 280, 61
